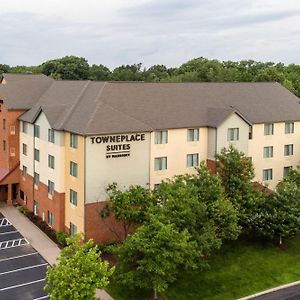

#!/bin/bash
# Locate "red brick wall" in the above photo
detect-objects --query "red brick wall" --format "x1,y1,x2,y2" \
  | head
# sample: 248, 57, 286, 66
19, 174, 65, 232
207, 159, 216, 174
85, 201, 126, 244
0, 104, 23, 171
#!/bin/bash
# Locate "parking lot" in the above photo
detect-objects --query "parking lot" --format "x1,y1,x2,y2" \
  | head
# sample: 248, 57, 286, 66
0, 212, 49, 299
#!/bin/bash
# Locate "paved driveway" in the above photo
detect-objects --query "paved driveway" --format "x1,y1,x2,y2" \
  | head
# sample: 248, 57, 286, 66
0, 212, 49, 300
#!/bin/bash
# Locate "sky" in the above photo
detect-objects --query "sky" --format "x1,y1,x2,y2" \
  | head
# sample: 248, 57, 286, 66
1, 0, 300, 69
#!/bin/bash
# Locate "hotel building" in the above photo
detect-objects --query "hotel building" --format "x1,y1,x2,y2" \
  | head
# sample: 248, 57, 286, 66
1, 74, 300, 242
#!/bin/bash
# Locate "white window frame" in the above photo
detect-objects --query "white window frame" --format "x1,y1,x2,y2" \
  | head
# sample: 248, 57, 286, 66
263, 146, 273, 158
264, 123, 274, 135
155, 131, 168, 144
48, 129, 55, 143
70, 189, 78, 206
187, 153, 199, 167
283, 166, 292, 177
154, 157, 167, 171
227, 128, 239, 141
48, 155, 55, 169
34, 124, 40, 138
187, 129, 199, 142
285, 122, 294, 134
284, 144, 293, 156
70, 133, 78, 149
263, 169, 273, 181
48, 180, 55, 195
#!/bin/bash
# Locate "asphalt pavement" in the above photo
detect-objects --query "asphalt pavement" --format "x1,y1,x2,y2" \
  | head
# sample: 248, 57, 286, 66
0, 212, 49, 300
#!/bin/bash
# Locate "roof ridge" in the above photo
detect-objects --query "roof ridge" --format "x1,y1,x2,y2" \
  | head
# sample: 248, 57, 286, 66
83, 82, 108, 133
56, 81, 92, 129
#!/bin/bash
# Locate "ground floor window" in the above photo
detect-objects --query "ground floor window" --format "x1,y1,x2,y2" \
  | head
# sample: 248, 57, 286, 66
283, 166, 292, 177
33, 200, 39, 216
48, 211, 54, 226
154, 157, 167, 171
70, 222, 77, 237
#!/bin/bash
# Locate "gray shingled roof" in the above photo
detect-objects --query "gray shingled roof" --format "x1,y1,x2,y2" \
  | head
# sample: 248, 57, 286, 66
0, 74, 54, 110
17, 81, 300, 135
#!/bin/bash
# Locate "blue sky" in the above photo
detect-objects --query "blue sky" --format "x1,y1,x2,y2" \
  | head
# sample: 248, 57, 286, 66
1, 0, 300, 68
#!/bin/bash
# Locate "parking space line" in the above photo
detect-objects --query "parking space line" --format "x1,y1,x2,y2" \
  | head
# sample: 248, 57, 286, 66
0, 218, 12, 227
0, 278, 46, 291
0, 238, 29, 249
33, 296, 50, 300
0, 231, 18, 235
0, 263, 48, 276
0, 252, 38, 262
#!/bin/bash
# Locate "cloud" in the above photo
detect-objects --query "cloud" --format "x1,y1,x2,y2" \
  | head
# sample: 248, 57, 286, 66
0, 0, 300, 68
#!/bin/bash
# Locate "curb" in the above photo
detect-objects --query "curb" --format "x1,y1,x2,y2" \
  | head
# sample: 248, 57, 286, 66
238, 280, 300, 299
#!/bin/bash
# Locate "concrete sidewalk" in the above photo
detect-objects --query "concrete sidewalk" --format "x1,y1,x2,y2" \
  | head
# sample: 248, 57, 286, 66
0, 205, 113, 300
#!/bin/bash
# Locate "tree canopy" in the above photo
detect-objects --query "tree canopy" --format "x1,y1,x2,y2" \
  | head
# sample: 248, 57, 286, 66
3, 56, 300, 96
45, 234, 114, 300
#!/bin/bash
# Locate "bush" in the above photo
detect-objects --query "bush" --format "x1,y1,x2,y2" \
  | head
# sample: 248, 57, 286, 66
18, 206, 28, 215
56, 231, 69, 247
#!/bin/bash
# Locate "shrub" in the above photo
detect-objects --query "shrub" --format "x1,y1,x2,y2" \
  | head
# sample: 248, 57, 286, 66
56, 231, 69, 247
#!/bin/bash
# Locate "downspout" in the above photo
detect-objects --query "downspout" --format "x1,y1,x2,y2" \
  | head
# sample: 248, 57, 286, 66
32, 124, 35, 213
214, 128, 218, 172
84, 136, 86, 241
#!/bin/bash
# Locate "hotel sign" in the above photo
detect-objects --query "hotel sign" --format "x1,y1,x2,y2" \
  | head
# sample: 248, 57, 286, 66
90, 133, 146, 158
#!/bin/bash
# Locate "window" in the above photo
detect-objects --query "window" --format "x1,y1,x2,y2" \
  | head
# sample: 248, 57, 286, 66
48, 129, 55, 143
70, 189, 78, 206
3, 119, 6, 130
154, 184, 160, 190
70, 223, 77, 237
48, 211, 54, 226
263, 169, 273, 181
48, 155, 55, 169
155, 131, 168, 144
22, 122, 28, 133
33, 200, 39, 216
283, 166, 292, 177
154, 157, 167, 171
34, 148, 40, 162
284, 144, 293, 156
263, 146, 273, 158
249, 126, 253, 139
187, 129, 199, 142
10, 147, 15, 157
70, 161, 78, 177
187, 153, 199, 167
20, 190, 25, 201
70, 133, 78, 149
22, 165, 27, 177
48, 180, 55, 195
10, 125, 15, 135
22, 143, 27, 155
3, 140, 6, 151
34, 172, 40, 185
285, 122, 294, 134
227, 128, 239, 141
34, 124, 40, 138
264, 123, 274, 135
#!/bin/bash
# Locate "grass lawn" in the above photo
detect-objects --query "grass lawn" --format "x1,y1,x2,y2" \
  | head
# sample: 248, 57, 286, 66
107, 235, 300, 300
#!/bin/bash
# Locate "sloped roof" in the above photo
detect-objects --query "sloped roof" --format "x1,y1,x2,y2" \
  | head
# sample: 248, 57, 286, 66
18, 81, 300, 135
0, 73, 53, 110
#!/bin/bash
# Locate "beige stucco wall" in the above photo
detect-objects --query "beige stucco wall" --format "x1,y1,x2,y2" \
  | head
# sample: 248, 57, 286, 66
249, 122, 300, 189
149, 128, 208, 188
20, 116, 65, 193
64, 133, 85, 234
85, 132, 150, 202
34, 113, 65, 193
216, 113, 249, 156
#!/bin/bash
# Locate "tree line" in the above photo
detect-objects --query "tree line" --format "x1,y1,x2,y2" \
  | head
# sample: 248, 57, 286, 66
1, 55, 300, 96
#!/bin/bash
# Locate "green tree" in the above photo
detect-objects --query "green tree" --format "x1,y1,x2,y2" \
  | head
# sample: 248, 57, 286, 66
45, 234, 114, 300
100, 183, 156, 240
41, 56, 90, 80
115, 217, 197, 299
88, 64, 111, 81
0, 64, 10, 74
111, 63, 145, 81
253, 181, 300, 244
215, 146, 260, 232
